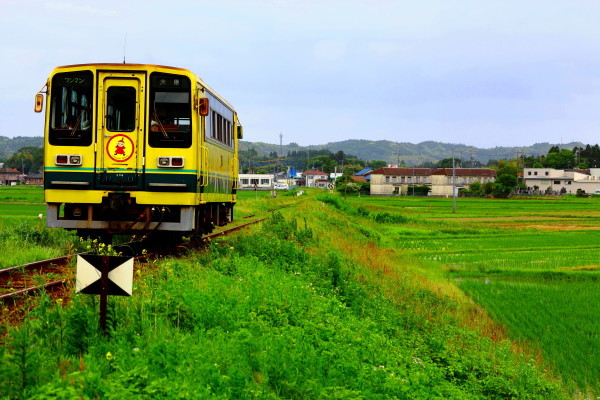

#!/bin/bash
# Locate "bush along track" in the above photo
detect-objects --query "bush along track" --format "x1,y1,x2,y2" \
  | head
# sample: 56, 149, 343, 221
0, 208, 567, 398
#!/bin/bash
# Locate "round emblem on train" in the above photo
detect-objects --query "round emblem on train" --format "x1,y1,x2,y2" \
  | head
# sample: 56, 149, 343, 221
106, 134, 135, 162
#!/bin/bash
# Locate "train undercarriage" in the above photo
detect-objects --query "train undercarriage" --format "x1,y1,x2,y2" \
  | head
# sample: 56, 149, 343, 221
46, 193, 234, 243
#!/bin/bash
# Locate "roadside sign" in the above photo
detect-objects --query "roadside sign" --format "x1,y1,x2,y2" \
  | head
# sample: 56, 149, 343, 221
76, 254, 133, 296
76, 254, 134, 333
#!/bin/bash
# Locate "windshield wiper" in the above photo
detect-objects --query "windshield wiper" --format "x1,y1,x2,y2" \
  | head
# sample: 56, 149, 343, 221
69, 110, 84, 136
152, 103, 169, 139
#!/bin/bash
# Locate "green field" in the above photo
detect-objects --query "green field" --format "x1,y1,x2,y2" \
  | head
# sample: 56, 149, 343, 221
0, 185, 44, 204
347, 195, 600, 395
1, 187, 597, 398
0, 186, 78, 268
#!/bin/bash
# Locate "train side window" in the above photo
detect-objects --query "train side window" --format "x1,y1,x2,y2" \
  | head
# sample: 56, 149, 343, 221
49, 71, 93, 146
226, 120, 231, 146
206, 103, 233, 148
217, 114, 223, 142
211, 111, 216, 139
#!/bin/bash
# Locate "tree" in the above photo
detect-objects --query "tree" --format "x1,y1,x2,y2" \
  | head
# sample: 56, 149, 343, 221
544, 149, 574, 169
469, 181, 482, 195
493, 174, 518, 197
307, 155, 335, 172
548, 145, 561, 153
435, 158, 462, 168
483, 181, 495, 195
335, 175, 369, 195
368, 160, 387, 169
332, 151, 346, 163
4, 146, 43, 174
495, 159, 518, 178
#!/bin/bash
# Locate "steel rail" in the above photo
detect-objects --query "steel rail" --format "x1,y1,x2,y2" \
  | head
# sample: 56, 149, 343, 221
0, 279, 65, 300
0, 256, 69, 275
0, 215, 272, 302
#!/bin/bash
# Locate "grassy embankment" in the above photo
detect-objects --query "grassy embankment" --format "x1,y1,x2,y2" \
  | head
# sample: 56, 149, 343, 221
0, 186, 78, 268
0, 188, 574, 399
346, 195, 600, 397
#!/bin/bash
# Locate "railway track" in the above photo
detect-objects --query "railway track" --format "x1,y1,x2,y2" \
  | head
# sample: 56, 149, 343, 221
0, 256, 69, 300
0, 215, 272, 303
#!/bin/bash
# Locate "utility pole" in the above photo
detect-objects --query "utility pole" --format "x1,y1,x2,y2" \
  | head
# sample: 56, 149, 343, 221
452, 151, 457, 214
342, 158, 347, 201
412, 165, 415, 196
516, 151, 524, 189
469, 149, 475, 167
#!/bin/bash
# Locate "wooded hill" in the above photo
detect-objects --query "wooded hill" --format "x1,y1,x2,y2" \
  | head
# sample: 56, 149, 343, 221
0, 136, 583, 166
240, 139, 584, 165
0, 136, 44, 160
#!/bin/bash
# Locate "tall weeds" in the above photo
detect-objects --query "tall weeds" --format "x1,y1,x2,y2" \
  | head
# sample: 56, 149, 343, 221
0, 199, 568, 399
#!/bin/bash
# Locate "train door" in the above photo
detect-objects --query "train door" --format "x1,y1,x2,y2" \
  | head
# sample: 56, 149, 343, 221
95, 72, 146, 189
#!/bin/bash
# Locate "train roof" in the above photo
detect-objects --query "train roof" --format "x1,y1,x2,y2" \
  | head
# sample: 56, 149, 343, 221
51, 63, 236, 113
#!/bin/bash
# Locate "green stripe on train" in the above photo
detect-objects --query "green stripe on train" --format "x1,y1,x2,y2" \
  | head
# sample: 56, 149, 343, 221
44, 171, 234, 194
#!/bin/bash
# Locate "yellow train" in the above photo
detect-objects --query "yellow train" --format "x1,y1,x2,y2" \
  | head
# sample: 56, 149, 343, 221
35, 63, 241, 241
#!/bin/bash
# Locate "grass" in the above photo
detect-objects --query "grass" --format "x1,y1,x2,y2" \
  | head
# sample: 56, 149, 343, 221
0, 185, 44, 203
459, 278, 599, 394
346, 194, 600, 397
0, 187, 596, 398
0, 192, 566, 399
0, 219, 77, 268
0, 204, 565, 399
0, 186, 79, 268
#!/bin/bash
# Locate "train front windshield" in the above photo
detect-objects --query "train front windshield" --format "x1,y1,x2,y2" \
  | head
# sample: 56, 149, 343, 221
49, 71, 94, 146
149, 73, 192, 148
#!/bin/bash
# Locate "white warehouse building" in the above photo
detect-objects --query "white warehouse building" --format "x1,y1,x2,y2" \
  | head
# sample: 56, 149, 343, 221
238, 174, 275, 190
523, 168, 600, 194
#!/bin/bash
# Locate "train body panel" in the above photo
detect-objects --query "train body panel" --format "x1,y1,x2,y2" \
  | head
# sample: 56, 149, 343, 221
38, 63, 241, 237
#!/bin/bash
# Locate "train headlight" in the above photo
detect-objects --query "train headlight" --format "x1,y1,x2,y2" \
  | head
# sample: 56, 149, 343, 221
157, 156, 185, 168
55, 154, 82, 166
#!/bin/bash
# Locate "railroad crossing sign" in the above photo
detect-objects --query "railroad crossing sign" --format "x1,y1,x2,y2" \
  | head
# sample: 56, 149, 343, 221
76, 254, 133, 296
76, 254, 134, 333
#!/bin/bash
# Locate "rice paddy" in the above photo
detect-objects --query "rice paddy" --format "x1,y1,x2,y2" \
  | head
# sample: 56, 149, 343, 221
348, 194, 600, 396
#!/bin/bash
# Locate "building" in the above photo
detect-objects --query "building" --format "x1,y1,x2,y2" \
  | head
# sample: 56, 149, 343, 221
351, 168, 373, 182
429, 168, 496, 196
369, 168, 432, 195
0, 168, 21, 186
523, 168, 600, 194
302, 170, 329, 188
24, 173, 43, 185
238, 174, 275, 190
368, 167, 496, 196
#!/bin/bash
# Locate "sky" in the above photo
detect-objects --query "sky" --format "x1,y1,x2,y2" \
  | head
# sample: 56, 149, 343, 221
1, 0, 600, 148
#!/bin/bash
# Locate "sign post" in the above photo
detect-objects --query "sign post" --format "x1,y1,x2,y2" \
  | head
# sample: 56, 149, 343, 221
76, 254, 134, 333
